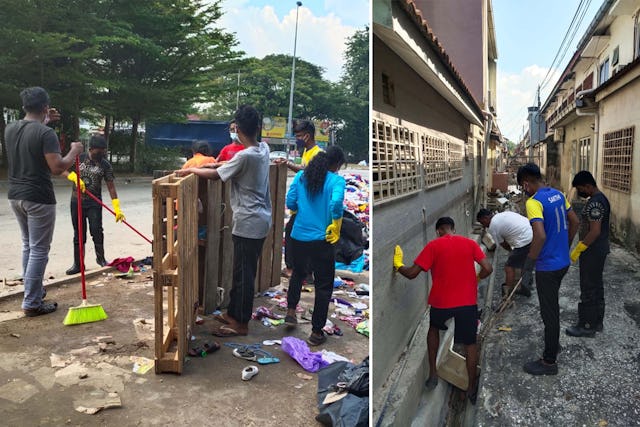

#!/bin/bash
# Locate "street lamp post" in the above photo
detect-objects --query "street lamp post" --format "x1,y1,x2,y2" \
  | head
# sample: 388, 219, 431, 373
286, 1, 302, 145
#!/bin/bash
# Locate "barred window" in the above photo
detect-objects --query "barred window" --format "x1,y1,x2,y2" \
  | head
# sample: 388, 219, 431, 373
372, 119, 421, 202
449, 141, 463, 180
579, 137, 591, 171
423, 134, 448, 187
602, 126, 634, 193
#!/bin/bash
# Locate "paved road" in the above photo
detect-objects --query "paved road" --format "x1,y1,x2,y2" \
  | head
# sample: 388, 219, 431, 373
0, 167, 369, 283
0, 177, 154, 282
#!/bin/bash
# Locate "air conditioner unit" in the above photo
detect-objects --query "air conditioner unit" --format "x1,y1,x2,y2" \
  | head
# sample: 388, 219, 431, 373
553, 127, 564, 143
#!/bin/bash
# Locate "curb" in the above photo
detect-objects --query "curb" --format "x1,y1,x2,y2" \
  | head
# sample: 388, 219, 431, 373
0, 261, 145, 302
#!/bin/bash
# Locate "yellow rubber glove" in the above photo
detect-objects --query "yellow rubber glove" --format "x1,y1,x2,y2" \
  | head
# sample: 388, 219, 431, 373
67, 171, 85, 192
393, 245, 404, 270
570, 241, 588, 263
476, 273, 481, 283
112, 198, 126, 223
325, 218, 342, 244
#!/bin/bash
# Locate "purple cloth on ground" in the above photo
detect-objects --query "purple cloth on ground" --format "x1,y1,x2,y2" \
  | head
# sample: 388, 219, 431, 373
281, 337, 329, 373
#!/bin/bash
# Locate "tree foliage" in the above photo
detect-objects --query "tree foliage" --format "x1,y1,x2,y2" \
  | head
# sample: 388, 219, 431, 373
0, 0, 239, 169
336, 27, 369, 161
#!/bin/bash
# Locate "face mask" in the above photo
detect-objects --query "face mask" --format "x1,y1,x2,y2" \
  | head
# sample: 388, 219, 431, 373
230, 132, 238, 141
92, 152, 104, 162
577, 191, 590, 198
295, 138, 305, 149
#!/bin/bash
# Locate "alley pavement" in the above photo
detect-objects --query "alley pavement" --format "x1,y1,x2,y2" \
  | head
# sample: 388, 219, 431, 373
475, 243, 640, 426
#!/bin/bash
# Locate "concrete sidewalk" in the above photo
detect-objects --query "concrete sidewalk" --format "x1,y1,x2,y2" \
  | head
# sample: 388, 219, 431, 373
474, 243, 640, 426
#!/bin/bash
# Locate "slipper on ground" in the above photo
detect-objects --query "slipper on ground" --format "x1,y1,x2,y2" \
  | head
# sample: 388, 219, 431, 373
211, 325, 246, 337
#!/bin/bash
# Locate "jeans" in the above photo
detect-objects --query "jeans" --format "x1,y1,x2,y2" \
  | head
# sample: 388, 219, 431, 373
578, 247, 608, 327
70, 199, 103, 246
288, 238, 336, 333
535, 266, 569, 363
227, 235, 265, 324
9, 200, 56, 310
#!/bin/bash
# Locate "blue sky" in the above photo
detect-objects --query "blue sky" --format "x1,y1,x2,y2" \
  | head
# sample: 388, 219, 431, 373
493, 0, 602, 142
217, 0, 369, 82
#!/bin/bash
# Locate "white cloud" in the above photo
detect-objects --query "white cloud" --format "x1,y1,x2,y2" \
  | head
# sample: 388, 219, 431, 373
496, 65, 561, 142
219, 2, 363, 82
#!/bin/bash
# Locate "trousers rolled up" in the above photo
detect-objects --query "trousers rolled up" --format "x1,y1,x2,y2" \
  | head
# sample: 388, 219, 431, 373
226, 235, 265, 324
578, 247, 608, 327
535, 267, 568, 364
287, 238, 336, 333
9, 200, 56, 310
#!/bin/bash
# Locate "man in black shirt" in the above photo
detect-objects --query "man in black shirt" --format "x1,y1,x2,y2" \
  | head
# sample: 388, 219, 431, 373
64, 135, 125, 274
6, 87, 84, 316
566, 170, 611, 337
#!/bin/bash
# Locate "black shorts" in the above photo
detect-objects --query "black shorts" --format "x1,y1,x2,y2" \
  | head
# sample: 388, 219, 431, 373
506, 244, 531, 268
429, 305, 478, 345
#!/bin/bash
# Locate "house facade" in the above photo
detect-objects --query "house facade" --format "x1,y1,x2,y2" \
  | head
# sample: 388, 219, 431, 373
540, 0, 640, 254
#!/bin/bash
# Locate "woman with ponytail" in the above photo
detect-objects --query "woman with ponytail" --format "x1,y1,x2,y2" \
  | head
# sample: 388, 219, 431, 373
284, 146, 346, 346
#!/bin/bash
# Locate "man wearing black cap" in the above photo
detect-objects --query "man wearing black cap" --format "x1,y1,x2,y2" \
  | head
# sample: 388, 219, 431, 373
64, 135, 125, 274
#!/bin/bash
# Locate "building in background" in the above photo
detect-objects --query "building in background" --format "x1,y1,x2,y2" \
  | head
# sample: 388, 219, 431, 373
372, 0, 499, 424
540, 0, 640, 254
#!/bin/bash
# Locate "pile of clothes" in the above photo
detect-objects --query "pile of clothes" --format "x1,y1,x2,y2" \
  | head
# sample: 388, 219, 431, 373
336, 173, 370, 273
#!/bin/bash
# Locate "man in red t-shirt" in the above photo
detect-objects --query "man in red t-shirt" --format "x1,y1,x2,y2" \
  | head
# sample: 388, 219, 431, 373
394, 217, 492, 404
217, 120, 245, 162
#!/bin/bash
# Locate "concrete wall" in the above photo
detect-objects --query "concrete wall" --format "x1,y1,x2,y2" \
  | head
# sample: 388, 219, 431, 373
558, 115, 595, 193
373, 34, 477, 424
596, 76, 640, 253
413, 0, 484, 106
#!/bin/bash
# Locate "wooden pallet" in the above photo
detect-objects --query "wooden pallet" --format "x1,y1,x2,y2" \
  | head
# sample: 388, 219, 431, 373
201, 163, 287, 313
152, 173, 199, 374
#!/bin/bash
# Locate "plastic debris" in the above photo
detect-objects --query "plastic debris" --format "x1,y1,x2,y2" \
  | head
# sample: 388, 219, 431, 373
131, 356, 154, 374
281, 337, 329, 373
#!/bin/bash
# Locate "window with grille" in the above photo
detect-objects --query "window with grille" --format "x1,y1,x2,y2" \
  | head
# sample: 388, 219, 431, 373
423, 134, 448, 187
579, 137, 591, 171
372, 119, 420, 202
602, 127, 634, 193
448, 140, 463, 181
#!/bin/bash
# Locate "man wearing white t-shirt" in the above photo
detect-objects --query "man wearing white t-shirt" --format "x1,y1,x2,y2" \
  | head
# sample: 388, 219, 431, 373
477, 209, 533, 298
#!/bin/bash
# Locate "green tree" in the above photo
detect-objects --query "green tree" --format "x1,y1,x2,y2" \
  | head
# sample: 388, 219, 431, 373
92, 0, 240, 170
204, 54, 340, 122
336, 27, 369, 161
0, 0, 103, 163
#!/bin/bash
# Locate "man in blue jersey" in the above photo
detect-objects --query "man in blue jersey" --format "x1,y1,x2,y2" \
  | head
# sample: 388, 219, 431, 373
517, 163, 579, 375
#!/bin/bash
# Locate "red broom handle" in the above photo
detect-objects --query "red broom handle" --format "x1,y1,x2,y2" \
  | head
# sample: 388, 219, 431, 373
83, 188, 153, 244
75, 157, 87, 301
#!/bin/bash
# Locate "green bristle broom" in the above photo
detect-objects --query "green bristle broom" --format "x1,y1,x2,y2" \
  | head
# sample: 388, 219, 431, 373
63, 156, 108, 325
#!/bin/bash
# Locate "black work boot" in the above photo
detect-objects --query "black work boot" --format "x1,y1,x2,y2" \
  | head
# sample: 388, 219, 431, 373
66, 245, 81, 275
95, 244, 108, 267
565, 323, 596, 337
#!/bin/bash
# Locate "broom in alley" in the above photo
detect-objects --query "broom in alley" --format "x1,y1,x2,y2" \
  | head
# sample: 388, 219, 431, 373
63, 156, 108, 325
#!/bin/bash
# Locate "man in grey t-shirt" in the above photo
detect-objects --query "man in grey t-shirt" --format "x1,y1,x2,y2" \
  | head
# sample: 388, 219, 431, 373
176, 105, 271, 336
6, 87, 84, 316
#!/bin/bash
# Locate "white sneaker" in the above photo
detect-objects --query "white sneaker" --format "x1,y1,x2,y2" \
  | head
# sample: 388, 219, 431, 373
241, 365, 259, 381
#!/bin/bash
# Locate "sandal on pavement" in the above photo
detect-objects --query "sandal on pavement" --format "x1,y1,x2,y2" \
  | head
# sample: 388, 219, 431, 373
212, 313, 230, 325
242, 365, 259, 381
212, 325, 247, 337
24, 302, 58, 317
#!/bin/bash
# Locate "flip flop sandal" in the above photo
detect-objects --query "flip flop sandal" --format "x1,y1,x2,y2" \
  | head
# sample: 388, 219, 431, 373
212, 325, 246, 337
262, 339, 282, 346
252, 348, 280, 365
233, 347, 258, 361
257, 356, 280, 365
242, 365, 259, 381
212, 313, 230, 325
